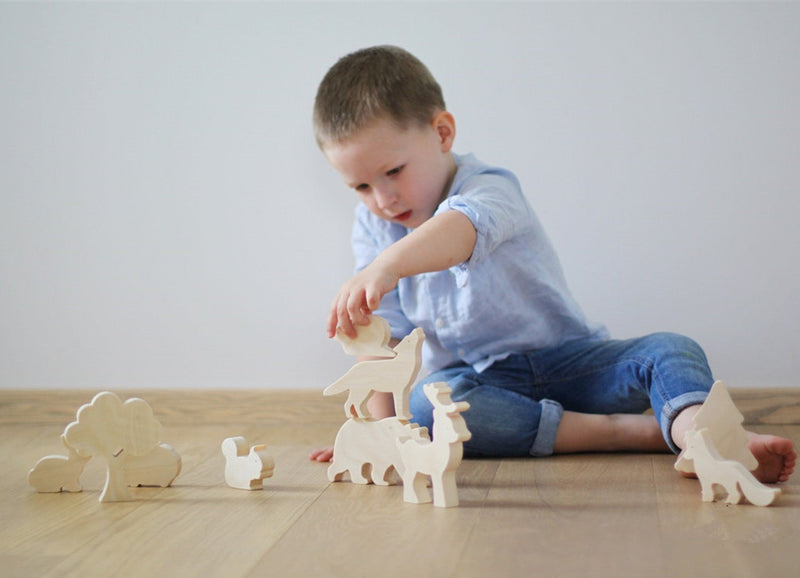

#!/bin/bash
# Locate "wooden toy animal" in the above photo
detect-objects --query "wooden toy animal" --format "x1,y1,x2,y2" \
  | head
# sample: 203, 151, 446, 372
328, 417, 429, 485
682, 427, 780, 507
334, 315, 397, 358
324, 327, 425, 421
28, 435, 90, 493
221, 436, 275, 490
675, 380, 757, 475
124, 442, 182, 488
397, 382, 471, 508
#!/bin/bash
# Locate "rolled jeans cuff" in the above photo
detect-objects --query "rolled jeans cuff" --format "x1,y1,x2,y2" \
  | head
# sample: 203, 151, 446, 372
661, 391, 709, 454
530, 399, 564, 457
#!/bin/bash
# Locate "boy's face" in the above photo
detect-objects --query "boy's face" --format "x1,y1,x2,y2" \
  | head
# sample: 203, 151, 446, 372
323, 113, 456, 230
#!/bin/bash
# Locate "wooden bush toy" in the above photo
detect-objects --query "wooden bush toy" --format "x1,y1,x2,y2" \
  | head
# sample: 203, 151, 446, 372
397, 382, 471, 508
124, 442, 182, 488
682, 427, 780, 506
328, 417, 429, 485
334, 314, 396, 358
28, 391, 181, 503
28, 435, 91, 493
675, 380, 757, 475
221, 436, 275, 490
324, 326, 425, 420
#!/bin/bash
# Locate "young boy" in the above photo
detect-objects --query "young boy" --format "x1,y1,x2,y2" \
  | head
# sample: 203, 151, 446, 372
310, 45, 795, 483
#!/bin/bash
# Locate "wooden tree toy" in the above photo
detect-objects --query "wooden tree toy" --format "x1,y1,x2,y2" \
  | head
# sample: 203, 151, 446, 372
675, 380, 757, 475
334, 314, 396, 358
221, 436, 275, 490
63, 391, 164, 502
397, 382, 471, 508
324, 325, 425, 420
28, 435, 91, 493
328, 417, 429, 485
682, 427, 780, 506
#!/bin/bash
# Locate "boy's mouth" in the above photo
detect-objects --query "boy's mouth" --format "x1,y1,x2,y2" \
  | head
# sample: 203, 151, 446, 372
394, 210, 412, 222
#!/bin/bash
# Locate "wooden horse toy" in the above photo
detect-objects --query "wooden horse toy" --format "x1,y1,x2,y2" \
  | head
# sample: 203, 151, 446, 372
324, 324, 424, 421
682, 427, 780, 506
328, 417, 428, 485
221, 436, 275, 490
397, 382, 471, 508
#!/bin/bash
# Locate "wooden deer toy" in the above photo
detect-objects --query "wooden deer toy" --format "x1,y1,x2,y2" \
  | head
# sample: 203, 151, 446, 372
324, 326, 424, 421
328, 417, 429, 485
221, 436, 275, 490
682, 427, 780, 506
397, 382, 471, 508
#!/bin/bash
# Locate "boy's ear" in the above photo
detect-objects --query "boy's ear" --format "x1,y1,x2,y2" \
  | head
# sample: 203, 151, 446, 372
432, 111, 456, 152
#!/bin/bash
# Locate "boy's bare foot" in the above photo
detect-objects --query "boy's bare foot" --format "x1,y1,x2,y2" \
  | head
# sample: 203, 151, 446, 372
747, 433, 796, 483
310, 446, 334, 463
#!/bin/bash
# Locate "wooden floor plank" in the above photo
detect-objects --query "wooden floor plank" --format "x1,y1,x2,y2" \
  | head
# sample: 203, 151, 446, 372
245, 459, 500, 577
454, 454, 665, 578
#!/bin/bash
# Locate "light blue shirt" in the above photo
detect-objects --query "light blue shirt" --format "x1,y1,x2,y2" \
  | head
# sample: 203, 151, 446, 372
351, 153, 608, 373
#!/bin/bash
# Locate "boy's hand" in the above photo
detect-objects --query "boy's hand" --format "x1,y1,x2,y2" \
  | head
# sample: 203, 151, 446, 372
327, 261, 399, 339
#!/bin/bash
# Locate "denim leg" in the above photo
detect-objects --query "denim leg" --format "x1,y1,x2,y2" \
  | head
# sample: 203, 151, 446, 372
527, 332, 714, 453
408, 362, 563, 458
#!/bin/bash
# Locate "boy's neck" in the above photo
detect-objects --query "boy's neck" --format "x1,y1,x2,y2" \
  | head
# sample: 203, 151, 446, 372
437, 152, 458, 205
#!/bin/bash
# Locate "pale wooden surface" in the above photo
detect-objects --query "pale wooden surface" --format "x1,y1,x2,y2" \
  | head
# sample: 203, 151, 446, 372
2, 389, 799, 578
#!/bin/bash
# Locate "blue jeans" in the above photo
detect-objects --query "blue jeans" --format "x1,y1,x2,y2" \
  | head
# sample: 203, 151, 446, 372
408, 332, 712, 458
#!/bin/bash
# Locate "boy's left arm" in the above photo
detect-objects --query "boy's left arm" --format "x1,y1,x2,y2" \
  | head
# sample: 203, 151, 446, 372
328, 210, 476, 338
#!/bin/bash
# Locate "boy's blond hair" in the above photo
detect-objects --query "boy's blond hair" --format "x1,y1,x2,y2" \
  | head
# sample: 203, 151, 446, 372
313, 45, 446, 148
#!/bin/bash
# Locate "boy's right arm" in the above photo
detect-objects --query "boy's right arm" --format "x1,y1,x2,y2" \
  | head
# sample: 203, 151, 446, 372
328, 209, 477, 338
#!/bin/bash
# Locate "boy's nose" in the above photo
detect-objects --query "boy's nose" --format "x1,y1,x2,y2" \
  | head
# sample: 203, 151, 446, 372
374, 188, 398, 210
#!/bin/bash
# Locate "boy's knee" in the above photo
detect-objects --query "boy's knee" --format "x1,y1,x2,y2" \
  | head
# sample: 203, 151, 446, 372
646, 332, 707, 360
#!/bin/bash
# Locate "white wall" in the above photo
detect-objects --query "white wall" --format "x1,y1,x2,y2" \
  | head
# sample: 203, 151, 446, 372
2, 2, 798, 390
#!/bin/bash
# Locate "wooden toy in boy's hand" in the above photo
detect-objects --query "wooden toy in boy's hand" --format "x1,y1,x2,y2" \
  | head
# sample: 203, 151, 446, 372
324, 326, 425, 420
334, 314, 397, 358
221, 436, 275, 490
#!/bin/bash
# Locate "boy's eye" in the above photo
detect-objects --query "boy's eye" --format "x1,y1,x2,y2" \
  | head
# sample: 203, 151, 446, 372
355, 183, 370, 192
386, 165, 404, 177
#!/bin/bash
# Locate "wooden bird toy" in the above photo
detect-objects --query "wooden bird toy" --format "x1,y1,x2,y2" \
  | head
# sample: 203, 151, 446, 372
221, 436, 275, 490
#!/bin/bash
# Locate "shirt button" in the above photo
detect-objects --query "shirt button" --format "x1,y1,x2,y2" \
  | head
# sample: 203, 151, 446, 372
457, 348, 466, 358
435, 318, 445, 328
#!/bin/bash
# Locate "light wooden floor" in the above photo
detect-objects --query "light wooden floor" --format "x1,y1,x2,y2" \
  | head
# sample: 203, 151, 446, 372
2, 389, 799, 578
